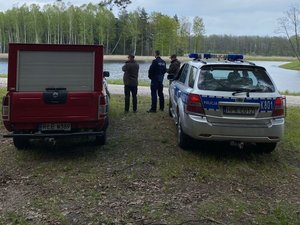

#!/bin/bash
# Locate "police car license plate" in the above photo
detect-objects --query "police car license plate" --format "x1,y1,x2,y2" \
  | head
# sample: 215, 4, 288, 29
223, 106, 256, 115
40, 123, 71, 131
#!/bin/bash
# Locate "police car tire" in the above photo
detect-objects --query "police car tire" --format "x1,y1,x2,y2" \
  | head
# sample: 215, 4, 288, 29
177, 116, 190, 149
257, 142, 277, 153
13, 136, 30, 150
168, 99, 172, 117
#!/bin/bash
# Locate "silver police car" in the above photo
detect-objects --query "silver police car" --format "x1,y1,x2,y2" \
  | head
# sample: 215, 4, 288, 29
168, 53, 286, 152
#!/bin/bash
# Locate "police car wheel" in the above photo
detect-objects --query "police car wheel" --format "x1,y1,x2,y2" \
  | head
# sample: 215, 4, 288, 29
168, 99, 172, 117
177, 116, 190, 149
256, 142, 277, 153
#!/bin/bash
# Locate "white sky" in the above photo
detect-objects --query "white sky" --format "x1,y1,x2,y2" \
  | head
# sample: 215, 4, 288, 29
0, 0, 299, 36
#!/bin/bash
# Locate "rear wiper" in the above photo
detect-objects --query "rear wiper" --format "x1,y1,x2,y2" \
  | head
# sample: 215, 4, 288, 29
232, 88, 259, 97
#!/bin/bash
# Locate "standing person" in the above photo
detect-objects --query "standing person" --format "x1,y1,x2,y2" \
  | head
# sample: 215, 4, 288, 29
147, 50, 167, 112
167, 54, 181, 80
122, 54, 139, 113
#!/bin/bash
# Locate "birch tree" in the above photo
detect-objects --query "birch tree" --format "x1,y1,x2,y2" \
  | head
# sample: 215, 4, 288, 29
277, 5, 300, 62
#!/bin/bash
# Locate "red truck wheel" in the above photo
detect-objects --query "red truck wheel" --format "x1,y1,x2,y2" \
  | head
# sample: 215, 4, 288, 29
13, 136, 30, 150
95, 131, 106, 145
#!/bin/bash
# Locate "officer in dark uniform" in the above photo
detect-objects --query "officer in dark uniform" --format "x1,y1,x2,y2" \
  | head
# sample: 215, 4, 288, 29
147, 50, 166, 112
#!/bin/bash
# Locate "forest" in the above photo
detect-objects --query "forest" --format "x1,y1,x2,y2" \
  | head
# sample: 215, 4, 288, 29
0, 2, 295, 57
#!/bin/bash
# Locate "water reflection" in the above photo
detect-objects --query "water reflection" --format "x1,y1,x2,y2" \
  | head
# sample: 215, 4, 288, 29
1, 59, 300, 92
253, 61, 300, 92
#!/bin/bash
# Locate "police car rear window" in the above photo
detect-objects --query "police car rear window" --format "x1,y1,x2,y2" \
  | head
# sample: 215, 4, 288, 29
198, 65, 275, 92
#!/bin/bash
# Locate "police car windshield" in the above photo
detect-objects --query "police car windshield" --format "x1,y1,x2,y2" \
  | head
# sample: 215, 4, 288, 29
198, 66, 275, 92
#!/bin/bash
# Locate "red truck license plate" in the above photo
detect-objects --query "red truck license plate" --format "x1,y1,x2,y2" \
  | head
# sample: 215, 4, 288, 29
40, 123, 71, 131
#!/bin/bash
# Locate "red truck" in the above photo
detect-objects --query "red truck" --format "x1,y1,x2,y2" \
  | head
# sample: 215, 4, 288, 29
2, 43, 110, 149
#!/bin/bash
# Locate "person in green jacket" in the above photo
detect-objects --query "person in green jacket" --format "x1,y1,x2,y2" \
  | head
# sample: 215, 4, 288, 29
122, 54, 139, 112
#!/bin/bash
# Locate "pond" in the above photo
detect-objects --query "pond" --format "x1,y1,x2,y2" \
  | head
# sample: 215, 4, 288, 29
1, 59, 300, 92
106, 61, 300, 93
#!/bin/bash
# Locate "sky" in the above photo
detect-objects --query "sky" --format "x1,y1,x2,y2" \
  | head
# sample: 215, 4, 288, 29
0, 0, 299, 36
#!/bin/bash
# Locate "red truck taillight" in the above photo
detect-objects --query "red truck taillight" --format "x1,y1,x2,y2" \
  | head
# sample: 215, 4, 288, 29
185, 93, 205, 115
272, 97, 286, 117
98, 95, 108, 119
2, 95, 10, 121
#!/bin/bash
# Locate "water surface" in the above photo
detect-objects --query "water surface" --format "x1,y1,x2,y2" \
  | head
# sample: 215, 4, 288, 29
1, 59, 300, 92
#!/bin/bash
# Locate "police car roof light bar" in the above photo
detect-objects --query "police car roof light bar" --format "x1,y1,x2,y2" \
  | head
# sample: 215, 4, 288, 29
188, 53, 244, 61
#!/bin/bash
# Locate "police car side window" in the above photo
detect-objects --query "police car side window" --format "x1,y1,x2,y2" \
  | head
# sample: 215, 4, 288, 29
188, 66, 198, 88
178, 64, 189, 84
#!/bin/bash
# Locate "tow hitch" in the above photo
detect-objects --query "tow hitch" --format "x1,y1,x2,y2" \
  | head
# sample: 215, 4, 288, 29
230, 141, 245, 149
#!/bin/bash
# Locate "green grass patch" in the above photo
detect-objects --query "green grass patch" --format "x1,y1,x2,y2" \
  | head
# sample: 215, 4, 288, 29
107, 78, 169, 87
0, 73, 7, 77
0, 212, 29, 225
0, 86, 6, 95
283, 107, 300, 150
280, 91, 300, 96
107, 78, 150, 86
280, 60, 300, 71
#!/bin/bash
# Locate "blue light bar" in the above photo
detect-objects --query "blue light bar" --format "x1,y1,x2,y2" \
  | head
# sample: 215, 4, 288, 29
188, 53, 244, 61
227, 54, 243, 61
203, 53, 211, 59
188, 53, 199, 59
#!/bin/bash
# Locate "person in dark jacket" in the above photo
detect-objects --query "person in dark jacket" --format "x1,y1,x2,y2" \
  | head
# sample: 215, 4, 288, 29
122, 54, 139, 112
147, 50, 166, 112
167, 54, 181, 80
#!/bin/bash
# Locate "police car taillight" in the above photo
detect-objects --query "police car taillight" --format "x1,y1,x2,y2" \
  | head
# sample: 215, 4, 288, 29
272, 97, 286, 117
186, 94, 205, 115
98, 95, 108, 119
2, 95, 10, 121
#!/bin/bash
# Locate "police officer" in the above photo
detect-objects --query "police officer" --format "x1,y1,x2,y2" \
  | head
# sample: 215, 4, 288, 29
147, 50, 166, 112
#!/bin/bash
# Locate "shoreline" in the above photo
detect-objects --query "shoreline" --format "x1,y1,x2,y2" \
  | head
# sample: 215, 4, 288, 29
0, 53, 296, 62
0, 53, 180, 62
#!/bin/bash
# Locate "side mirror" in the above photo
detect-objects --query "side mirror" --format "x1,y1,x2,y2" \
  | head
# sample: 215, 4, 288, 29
103, 71, 110, 78
167, 74, 174, 80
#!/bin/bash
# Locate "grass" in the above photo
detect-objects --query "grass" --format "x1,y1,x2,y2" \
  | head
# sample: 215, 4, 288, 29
107, 78, 169, 87
0, 89, 299, 224
107, 78, 150, 86
280, 90, 300, 96
0, 74, 7, 78
280, 60, 300, 71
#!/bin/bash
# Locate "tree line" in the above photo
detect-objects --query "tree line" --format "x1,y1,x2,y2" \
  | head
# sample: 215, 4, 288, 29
0, 2, 295, 57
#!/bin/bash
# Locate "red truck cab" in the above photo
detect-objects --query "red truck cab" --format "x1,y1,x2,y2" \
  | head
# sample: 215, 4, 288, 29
2, 43, 109, 149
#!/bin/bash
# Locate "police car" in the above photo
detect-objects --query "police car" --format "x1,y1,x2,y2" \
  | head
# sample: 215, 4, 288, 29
168, 53, 286, 152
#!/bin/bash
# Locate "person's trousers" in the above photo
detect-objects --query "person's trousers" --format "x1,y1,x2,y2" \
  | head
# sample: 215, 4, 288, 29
150, 81, 164, 111
124, 85, 137, 112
